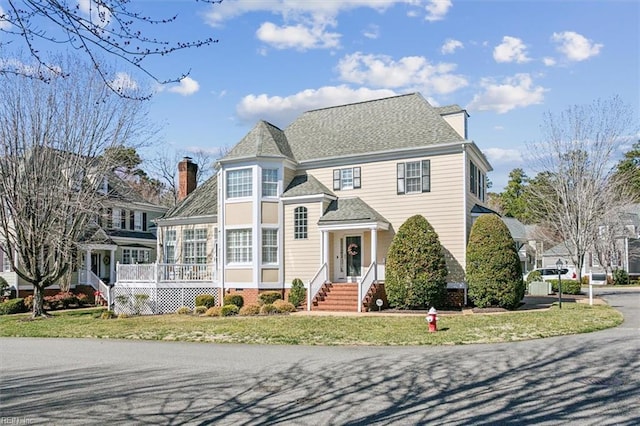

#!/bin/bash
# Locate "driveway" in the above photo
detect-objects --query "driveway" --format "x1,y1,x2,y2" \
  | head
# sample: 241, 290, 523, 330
1, 289, 638, 425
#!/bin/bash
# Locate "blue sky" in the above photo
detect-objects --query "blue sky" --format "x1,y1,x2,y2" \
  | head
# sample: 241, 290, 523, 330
2, 0, 638, 191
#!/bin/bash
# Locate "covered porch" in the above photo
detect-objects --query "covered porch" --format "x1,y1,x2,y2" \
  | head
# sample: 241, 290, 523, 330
309, 198, 391, 312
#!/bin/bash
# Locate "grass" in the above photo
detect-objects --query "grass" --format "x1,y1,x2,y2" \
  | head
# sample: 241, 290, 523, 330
0, 303, 624, 346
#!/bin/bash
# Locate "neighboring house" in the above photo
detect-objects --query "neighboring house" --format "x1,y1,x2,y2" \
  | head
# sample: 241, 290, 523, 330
118, 93, 493, 312
501, 217, 536, 274
539, 205, 640, 279
0, 172, 167, 296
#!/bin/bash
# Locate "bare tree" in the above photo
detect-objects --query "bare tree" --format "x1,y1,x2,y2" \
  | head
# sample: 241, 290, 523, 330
145, 146, 226, 207
528, 97, 638, 280
0, 1, 220, 97
0, 56, 151, 317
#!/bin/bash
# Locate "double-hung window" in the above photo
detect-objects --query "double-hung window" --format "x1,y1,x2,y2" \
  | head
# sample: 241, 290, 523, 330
470, 160, 486, 201
134, 211, 143, 231
184, 228, 207, 264
227, 169, 252, 198
227, 229, 252, 263
262, 168, 278, 197
333, 167, 361, 190
112, 209, 122, 229
164, 230, 176, 264
0, 245, 12, 272
294, 207, 307, 239
262, 229, 278, 264
397, 160, 430, 194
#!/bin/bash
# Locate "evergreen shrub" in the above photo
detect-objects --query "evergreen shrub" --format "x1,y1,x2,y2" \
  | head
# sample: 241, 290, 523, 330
385, 215, 448, 309
223, 294, 244, 308
258, 291, 282, 305
195, 294, 216, 308
0, 298, 26, 315
221, 304, 239, 316
466, 214, 525, 309
288, 278, 306, 307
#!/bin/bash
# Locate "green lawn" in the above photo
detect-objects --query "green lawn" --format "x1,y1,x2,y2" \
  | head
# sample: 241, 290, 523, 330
0, 303, 623, 346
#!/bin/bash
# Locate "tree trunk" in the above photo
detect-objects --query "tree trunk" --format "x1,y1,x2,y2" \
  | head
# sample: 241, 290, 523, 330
32, 286, 47, 318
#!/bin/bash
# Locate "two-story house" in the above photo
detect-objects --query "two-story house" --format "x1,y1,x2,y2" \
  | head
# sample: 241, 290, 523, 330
118, 93, 492, 312
0, 171, 167, 297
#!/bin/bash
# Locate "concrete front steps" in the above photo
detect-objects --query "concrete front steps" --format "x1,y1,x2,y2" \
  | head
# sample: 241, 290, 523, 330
311, 283, 359, 312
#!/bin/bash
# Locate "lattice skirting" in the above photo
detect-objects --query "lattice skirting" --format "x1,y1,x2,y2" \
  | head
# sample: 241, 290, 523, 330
112, 286, 221, 315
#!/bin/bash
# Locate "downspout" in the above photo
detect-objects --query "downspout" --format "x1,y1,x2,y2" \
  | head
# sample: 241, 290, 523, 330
462, 144, 468, 306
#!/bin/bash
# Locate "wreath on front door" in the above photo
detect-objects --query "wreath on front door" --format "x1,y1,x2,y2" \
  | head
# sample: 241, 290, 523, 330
347, 243, 359, 256
103, 255, 110, 265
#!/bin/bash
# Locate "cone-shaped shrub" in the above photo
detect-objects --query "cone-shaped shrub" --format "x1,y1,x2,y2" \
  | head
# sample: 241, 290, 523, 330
385, 215, 448, 309
466, 214, 524, 309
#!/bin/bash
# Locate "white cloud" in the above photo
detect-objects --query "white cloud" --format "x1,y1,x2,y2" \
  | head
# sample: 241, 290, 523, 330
441, 38, 463, 54
493, 36, 531, 63
111, 72, 138, 92
363, 24, 380, 39
236, 85, 397, 126
256, 21, 340, 50
168, 77, 200, 96
0, 7, 12, 30
467, 73, 547, 114
204, 1, 452, 51
336, 52, 468, 95
552, 31, 603, 61
494, 125, 504, 131
425, 0, 452, 22
78, 0, 112, 28
542, 57, 556, 66
484, 147, 523, 165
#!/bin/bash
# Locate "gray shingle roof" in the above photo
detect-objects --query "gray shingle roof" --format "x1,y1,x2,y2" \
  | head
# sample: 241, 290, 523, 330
163, 175, 218, 219
105, 229, 157, 240
502, 217, 527, 241
319, 197, 389, 225
283, 93, 465, 162
282, 174, 335, 198
435, 104, 465, 115
224, 121, 294, 161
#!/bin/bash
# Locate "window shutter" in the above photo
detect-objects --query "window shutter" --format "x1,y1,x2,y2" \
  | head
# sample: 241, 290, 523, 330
353, 167, 361, 189
106, 208, 112, 228
142, 212, 148, 231
120, 210, 126, 229
333, 169, 341, 190
397, 163, 405, 195
129, 211, 135, 230
421, 160, 430, 192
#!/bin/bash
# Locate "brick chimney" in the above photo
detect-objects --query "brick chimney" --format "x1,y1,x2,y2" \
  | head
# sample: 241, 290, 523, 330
178, 157, 198, 201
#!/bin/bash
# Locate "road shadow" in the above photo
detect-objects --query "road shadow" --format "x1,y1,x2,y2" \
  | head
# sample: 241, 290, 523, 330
1, 334, 638, 425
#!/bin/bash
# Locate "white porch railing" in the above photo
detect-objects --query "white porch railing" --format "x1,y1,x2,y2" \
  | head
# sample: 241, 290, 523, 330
116, 263, 217, 284
78, 270, 112, 308
376, 263, 386, 281
307, 263, 328, 311
358, 262, 377, 313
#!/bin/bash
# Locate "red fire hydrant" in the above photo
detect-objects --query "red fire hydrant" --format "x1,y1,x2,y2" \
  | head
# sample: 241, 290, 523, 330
426, 307, 438, 332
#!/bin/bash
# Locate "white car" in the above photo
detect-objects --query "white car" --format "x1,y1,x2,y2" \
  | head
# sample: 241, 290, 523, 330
524, 267, 577, 282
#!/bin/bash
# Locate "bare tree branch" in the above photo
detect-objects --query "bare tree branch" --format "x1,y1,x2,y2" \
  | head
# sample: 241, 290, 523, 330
527, 96, 639, 280
0, 0, 221, 98
0, 54, 152, 317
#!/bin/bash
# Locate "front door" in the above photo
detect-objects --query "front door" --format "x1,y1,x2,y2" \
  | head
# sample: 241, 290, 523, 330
91, 253, 99, 276
345, 236, 362, 278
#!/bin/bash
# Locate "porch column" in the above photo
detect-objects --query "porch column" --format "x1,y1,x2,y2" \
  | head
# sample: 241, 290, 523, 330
322, 230, 329, 282
371, 227, 378, 281
85, 249, 91, 284
109, 248, 116, 284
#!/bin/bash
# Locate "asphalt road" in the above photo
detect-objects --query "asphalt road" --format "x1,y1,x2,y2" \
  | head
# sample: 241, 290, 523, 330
0, 289, 638, 425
